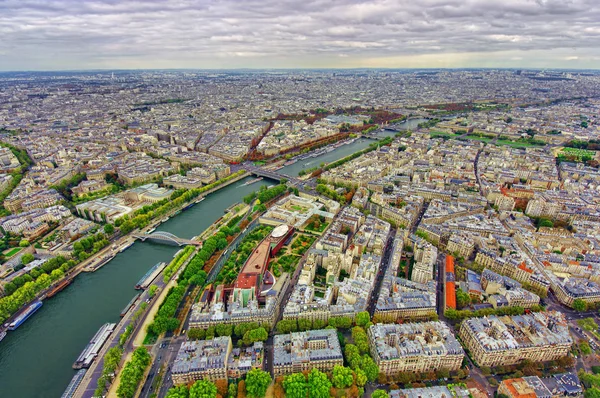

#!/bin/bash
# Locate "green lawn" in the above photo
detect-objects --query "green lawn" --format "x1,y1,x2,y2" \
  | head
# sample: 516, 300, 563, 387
466, 134, 495, 143
496, 139, 542, 148
464, 134, 545, 148
429, 131, 455, 139
290, 205, 309, 213
143, 331, 158, 345
3, 247, 22, 257
561, 147, 595, 159
305, 222, 329, 233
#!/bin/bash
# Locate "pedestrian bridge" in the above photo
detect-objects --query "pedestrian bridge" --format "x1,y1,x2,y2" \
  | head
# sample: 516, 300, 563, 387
133, 231, 201, 247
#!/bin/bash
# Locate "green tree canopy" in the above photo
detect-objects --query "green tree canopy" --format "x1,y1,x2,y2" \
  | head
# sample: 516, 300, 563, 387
148, 284, 158, 298
307, 368, 331, 398
539, 218, 554, 228
355, 369, 368, 387
282, 373, 307, 398
21, 253, 34, 265
372, 390, 389, 398
332, 365, 353, 389
585, 388, 600, 398
361, 354, 380, 382
245, 368, 271, 398
166, 385, 190, 398
189, 379, 217, 398
574, 298, 588, 312
355, 311, 370, 327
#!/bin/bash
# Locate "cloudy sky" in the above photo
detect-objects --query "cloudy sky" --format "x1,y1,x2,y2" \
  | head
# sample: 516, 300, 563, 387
0, 0, 599, 71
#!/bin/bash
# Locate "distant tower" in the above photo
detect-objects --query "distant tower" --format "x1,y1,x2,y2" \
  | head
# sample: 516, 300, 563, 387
111, 72, 115, 80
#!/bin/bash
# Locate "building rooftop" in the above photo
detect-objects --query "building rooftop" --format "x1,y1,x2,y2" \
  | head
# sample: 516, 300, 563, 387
461, 312, 572, 352
273, 329, 342, 366
369, 322, 464, 361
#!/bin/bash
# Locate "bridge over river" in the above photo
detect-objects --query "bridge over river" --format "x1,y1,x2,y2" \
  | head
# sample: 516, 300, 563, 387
132, 231, 201, 247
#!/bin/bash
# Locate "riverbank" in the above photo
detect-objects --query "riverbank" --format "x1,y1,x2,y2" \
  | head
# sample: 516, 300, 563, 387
73, 182, 259, 398
1, 171, 251, 330
0, 175, 272, 398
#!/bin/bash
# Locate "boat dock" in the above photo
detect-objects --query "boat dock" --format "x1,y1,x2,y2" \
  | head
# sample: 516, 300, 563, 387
118, 241, 134, 253
45, 278, 72, 299
72, 323, 116, 369
120, 293, 141, 317
61, 369, 87, 398
83, 254, 115, 272
135, 262, 167, 290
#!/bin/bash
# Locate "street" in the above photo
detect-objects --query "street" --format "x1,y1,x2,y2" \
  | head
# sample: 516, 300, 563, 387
367, 228, 397, 316
140, 336, 185, 398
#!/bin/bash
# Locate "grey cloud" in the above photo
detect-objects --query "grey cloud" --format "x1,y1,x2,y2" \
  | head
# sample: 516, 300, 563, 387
0, 0, 599, 69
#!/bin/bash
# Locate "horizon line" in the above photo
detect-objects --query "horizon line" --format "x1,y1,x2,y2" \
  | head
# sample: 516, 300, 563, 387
1, 66, 600, 74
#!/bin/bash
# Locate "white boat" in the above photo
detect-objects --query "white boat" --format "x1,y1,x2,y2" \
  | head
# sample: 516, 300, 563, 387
119, 242, 134, 253
0, 330, 6, 343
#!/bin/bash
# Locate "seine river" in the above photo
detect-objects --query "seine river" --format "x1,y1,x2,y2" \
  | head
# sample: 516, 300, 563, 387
0, 117, 426, 397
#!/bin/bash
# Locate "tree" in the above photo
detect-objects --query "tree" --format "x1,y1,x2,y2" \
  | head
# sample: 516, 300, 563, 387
372, 390, 389, 398
238, 380, 247, 398
21, 253, 34, 265
216, 323, 233, 337
104, 224, 115, 234
228, 382, 237, 398
307, 368, 331, 398
245, 368, 271, 398
283, 373, 307, 398
328, 316, 352, 329
581, 341, 593, 355
243, 327, 268, 345
298, 318, 312, 331
355, 311, 370, 327
585, 388, 600, 398
355, 369, 368, 387
19, 239, 30, 247
361, 354, 380, 382
332, 365, 353, 388
215, 380, 228, 397
276, 319, 297, 334
189, 379, 217, 398
166, 386, 190, 398
456, 288, 471, 309
436, 368, 450, 379
148, 284, 158, 298
539, 218, 554, 228
116, 347, 151, 398
187, 328, 206, 340
352, 327, 370, 355
574, 298, 588, 312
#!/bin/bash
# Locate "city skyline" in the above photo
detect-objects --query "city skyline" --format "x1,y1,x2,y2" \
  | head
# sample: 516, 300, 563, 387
1, 0, 599, 71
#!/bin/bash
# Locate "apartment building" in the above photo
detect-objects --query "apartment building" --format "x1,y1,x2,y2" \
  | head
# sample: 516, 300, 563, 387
368, 322, 464, 376
273, 329, 343, 377
172, 337, 232, 385
458, 312, 572, 367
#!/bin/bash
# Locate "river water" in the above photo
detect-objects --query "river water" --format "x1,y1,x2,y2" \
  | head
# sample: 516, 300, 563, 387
278, 118, 426, 177
0, 176, 270, 398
